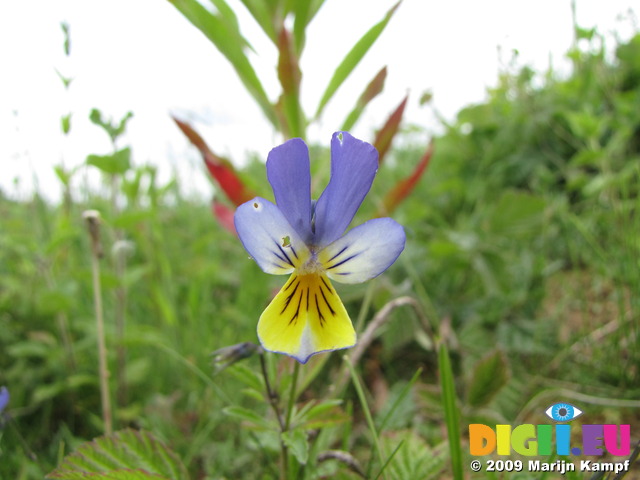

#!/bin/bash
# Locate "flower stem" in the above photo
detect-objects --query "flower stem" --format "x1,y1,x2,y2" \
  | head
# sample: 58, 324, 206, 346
285, 361, 300, 431
259, 350, 285, 431
282, 360, 301, 479
258, 352, 288, 479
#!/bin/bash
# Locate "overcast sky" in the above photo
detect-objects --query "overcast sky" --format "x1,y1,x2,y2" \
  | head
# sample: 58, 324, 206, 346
0, 0, 637, 200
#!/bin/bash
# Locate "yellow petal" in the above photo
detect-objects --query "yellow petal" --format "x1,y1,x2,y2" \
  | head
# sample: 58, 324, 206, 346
257, 273, 356, 363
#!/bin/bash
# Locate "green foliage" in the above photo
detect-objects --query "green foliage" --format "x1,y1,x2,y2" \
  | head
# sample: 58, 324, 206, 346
89, 109, 134, 145
3, 12, 640, 480
46, 429, 189, 480
86, 148, 132, 175
380, 431, 446, 480
167, 0, 401, 139
465, 350, 509, 408
314, 2, 400, 120
438, 343, 464, 480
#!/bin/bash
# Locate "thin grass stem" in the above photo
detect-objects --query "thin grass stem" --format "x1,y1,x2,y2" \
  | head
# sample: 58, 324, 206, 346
344, 356, 386, 480
83, 210, 112, 435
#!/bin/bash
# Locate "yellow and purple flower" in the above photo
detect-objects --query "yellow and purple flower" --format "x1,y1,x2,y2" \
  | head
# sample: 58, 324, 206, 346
234, 132, 405, 363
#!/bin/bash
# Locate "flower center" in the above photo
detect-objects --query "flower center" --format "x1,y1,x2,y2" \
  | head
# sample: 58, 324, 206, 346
297, 250, 325, 275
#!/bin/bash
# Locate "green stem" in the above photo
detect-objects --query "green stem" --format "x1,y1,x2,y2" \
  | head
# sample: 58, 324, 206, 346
259, 351, 285, 431
282, 360, 301, 479
285, 361, 300, 431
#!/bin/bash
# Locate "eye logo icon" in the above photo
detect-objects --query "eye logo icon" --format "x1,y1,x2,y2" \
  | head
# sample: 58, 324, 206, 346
545, 403, 583, 422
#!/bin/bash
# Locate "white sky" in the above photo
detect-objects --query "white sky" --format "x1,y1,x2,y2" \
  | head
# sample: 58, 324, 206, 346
0, 0, 637, 201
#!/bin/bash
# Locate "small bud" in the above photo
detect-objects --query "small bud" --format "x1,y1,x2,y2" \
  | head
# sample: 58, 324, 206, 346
82, 210, 103, 258
211, 342, 259, 373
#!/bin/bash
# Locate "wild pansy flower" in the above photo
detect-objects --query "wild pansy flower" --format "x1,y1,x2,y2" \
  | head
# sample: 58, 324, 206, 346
234, 132, 405, 363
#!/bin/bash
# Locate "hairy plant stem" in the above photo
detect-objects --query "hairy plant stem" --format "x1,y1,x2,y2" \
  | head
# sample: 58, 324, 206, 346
284, 361, 301, 479
258, 351, 288, 479
259, 351, 285, 431
285, 361, 300, 431
258, 353, 302, 480
83, 210, 112, 435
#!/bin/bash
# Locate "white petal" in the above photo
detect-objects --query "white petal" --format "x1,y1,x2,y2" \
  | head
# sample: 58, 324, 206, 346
234, 197, 310, 275
319, 218, 405, 284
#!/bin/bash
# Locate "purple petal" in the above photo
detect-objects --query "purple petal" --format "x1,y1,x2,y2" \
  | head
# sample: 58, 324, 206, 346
234, 197, 310, 275
319, 218, 405, 284
0, 386, 8, 413
267, 138, 313, 243
313, 132, 378, 247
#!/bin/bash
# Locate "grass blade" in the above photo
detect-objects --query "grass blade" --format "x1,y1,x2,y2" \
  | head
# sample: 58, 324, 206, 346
438, 342, 464, 480
377, 367, 422, 432
291, 0, 327, 54
168, 0, 278, 128
314, 1, 401, 119
344, 356, 387, 479
292, 0, 312, 54
341, 66, 387, 132
373, 439, 404, 480
237, 0, 279, 43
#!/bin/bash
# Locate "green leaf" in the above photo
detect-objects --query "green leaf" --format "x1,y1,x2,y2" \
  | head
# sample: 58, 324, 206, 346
291, 0, 326, 54
466, 350, 509, 408
314, 1, 401, 119
112, 210, 153, 230
152, 285, 177, 326
54, 165, 70, 186
55, 68, 73, 89
61, 21, 71, 56
207, 0, 243, 37
168, 0, 278, 128
377, 368, 422, 432
281, 429, 309, 464
294, 399, 346, 429
61, 114, 72, 134
296, 399, 341, 422
345, 357, 386, 474
341, 66, 387, 131
292, 0, 312, 54
228, 363, 264, 392
223, 406, 275, 430
438, 343, 464, 480
48, 470, 169, 480
33, 375, 95, 404
380, 431, 447, 480
46, 429, 189, 480
237, 0, 278, 44
487, 191, 546, 238
86, 148, 131, 175
89, 109, 133, 143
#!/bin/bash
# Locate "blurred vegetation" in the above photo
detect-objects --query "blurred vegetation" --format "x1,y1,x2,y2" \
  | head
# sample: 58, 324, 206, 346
1, 21, 640, 480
